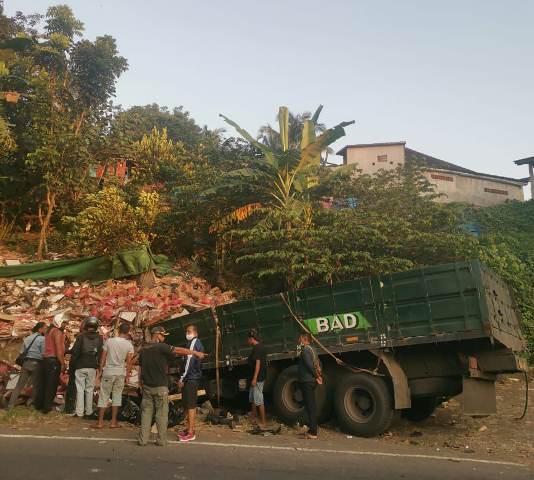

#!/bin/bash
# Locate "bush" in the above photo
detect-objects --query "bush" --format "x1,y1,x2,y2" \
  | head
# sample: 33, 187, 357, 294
62, 186, 161, 255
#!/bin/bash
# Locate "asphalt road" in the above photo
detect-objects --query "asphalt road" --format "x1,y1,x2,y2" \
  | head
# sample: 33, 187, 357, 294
0, 434, 531, 480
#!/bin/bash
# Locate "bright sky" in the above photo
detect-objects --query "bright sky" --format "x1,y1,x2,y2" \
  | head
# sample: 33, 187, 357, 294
7, 0, 534, 197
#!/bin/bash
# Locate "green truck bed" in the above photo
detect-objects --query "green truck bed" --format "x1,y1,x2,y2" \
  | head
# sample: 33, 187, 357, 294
166, 260, 525, 366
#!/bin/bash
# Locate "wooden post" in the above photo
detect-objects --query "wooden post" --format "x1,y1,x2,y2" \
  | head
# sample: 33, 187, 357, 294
137, 269, 156, 288
529, 162, 534, 200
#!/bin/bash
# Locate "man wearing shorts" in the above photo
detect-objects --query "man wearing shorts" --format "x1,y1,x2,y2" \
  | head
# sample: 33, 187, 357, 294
94, 323, 134, 428
178, 324, 204, 443
247, 329, 267, 429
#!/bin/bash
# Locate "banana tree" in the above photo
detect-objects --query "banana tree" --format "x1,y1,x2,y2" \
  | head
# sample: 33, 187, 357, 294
209, 106, 354, 232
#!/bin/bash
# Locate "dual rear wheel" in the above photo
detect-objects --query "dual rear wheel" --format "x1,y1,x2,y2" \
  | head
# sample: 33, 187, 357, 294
274, 366, 395, 437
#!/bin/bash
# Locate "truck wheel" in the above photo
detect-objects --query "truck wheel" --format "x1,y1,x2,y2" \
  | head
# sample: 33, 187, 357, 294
334, 373, 393, 437
402, 397, 437, 422
273, 365, 331, 424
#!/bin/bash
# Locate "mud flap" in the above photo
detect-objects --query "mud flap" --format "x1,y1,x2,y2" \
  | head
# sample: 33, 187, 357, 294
372, 350, 411, 409
461, 377, 496, 415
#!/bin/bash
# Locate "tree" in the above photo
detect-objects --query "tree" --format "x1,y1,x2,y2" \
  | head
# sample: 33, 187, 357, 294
44, 4, 84, 39
222, 163, 478, 292
207, 105, 355, 233
63, 186, 160, 255
257, 106, 326, 151
0, 4, 128, 258
111, 104, 213, 150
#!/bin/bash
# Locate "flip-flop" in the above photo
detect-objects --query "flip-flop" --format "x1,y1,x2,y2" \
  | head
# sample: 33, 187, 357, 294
91, 424, 104, 429
110, 424, 122, 429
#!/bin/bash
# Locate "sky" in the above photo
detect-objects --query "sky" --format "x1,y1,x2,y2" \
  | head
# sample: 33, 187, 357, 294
6, 0, 534, 198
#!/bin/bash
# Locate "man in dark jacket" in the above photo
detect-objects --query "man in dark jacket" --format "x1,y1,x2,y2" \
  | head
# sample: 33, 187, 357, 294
70, 317, 103, 418
297, 333, 322, 439
138, 326, 204, 447
177, 324, 204, 443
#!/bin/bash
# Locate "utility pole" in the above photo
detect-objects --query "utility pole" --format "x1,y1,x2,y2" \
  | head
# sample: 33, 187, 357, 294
513, 157, 534, 200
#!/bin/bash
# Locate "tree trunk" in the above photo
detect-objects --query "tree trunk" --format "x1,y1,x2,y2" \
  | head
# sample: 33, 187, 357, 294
37, 189, 56, 260
74, 110, 86, 136
137, 269, 156, 288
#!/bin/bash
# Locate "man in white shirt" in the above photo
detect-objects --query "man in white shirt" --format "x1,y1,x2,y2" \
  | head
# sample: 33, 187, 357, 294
94, 323, 134, 428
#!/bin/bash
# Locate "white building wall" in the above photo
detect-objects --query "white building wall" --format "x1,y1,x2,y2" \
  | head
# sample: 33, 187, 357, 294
422, 170, 524, 206
345, 144, 405, 175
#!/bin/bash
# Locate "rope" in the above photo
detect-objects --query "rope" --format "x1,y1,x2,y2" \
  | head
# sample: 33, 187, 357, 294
214, 315, 221, 405
280, 293, 380, 376
514, 369, 529, 421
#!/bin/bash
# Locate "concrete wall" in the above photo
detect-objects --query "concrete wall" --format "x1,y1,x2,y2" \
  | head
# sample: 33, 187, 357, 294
345, 144, 405, 175
422, 170, 525, 206
342, 145, 524, 206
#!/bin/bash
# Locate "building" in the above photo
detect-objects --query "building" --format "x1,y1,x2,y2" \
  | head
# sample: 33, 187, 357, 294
336, 142, 528, 207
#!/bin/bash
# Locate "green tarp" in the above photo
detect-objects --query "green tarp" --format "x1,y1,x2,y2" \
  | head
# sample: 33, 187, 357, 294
0, 246, 160, 282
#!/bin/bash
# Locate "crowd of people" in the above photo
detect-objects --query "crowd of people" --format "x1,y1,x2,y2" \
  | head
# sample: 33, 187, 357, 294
5, 316, 324, 445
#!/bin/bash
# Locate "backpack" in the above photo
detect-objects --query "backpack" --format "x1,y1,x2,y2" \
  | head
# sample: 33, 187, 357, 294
81, 333, 102, 358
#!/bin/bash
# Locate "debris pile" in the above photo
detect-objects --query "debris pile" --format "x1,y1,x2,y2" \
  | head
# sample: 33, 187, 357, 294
0, 274, 234, 342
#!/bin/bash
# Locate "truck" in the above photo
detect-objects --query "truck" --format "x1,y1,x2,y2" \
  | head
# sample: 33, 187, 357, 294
165, 260, 527, 437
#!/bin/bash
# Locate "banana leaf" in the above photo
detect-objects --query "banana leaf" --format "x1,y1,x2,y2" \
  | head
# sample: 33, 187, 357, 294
300, 119, 316, 150
219, 114, 277, 168
278, 106, 289, 152
298, 120, 355, 171
311, 105, 323, 124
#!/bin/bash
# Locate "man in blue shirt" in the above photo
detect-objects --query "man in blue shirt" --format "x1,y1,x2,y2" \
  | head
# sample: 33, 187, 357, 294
178, 324, 204, 442
8, 322, 47, 410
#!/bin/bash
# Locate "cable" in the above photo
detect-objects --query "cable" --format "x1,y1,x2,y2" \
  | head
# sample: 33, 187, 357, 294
280, 293, 380, 376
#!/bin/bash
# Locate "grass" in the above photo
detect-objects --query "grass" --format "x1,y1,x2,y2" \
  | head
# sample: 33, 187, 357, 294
0, 406, 63, 425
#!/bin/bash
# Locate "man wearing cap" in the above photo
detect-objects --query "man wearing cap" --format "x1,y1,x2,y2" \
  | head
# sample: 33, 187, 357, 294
7, 322, 47, 410
35, 314, 67, 414
137, 326, 205, 447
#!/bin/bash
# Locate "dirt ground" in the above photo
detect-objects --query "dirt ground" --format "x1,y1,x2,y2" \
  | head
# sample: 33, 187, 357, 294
377, 373, 533, 462
1, 372, 532, 466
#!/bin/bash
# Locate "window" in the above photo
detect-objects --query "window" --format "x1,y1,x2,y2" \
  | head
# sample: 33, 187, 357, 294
377, 155, 388, 162
430, 173, 454, 182
484, 188, 508, 195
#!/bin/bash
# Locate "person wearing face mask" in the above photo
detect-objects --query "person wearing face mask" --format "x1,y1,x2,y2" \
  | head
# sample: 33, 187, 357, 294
177, 324, 204, 443
34, 314, 67, 414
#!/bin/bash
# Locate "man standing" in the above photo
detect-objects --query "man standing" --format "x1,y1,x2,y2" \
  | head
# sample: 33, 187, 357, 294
35, 314, 67, 414
7, 322, 47, 410
178, 324, 204, 443
297, 333, 322, 440
138, 326, 204, 447
246, 329, 267, 429
94, 323, 134, 428
70, 317, 103, 419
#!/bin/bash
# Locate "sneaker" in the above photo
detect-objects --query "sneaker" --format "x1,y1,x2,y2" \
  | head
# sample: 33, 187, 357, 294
178, 432, 196, 442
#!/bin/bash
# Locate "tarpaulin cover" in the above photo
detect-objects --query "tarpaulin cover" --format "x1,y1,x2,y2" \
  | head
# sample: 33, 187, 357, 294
0, 246, 159, 282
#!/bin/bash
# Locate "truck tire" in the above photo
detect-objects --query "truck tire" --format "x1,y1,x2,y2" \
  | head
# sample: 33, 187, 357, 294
334, 373, 393, 437
273, 365, 331, 424
402, 396, 437, 422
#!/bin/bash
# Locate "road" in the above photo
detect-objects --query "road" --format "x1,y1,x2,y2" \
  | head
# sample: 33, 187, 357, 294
0, 433, 531, 480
